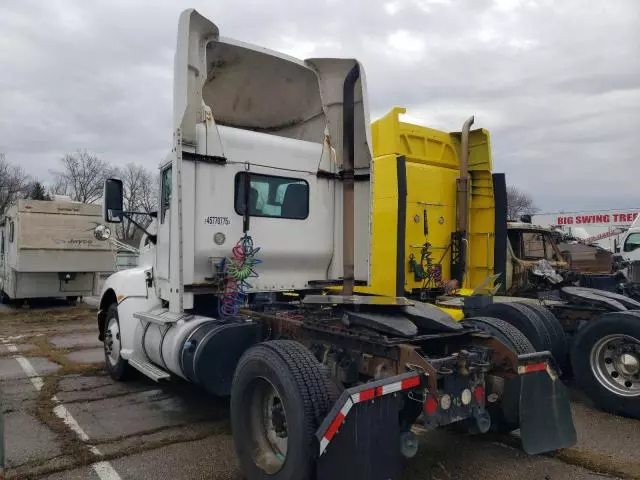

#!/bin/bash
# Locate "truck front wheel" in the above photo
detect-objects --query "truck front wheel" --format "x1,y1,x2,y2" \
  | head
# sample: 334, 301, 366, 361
103, 304, 132, 381
230, 340, 333, 480
572, 312, 640, 418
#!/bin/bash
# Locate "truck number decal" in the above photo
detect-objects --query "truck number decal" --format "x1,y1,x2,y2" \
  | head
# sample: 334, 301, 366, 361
204, 216, 231, 226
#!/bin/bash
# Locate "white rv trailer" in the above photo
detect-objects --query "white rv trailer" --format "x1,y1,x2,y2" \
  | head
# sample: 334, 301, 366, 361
0, 199, 115, 302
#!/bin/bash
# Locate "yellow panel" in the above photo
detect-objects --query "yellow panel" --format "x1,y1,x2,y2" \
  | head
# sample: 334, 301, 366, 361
371, 107, 496, 294
403, 162, 458, 292
360, 154, 400, 297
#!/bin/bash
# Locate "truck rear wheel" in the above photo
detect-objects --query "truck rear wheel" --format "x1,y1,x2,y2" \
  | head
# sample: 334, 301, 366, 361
469, 303, 553, 356
571, 312, 640, 418
462, 316, 535, 354
462, 316, 533, 433
103, 304, 132, 381
519, 303, 567, 364
230, 340, 333, 480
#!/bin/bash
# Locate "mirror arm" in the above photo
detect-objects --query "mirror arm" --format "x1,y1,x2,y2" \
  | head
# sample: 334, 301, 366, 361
121, 212, 157, 245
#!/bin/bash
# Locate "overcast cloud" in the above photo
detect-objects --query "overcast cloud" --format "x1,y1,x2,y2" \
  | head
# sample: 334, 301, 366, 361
1, 0, 639, 211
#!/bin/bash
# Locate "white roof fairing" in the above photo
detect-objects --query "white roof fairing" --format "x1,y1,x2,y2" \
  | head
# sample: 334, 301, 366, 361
204, 38, 326, 144
173, 9, 372, 169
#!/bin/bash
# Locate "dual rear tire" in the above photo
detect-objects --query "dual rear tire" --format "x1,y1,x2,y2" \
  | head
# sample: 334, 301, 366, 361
465, 302, 566, 364
468, 302, 640, 419
230, 340, 334, 480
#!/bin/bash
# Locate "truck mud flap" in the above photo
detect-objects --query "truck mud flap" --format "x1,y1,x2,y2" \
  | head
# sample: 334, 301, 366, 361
315, 372, 423, 480
518, 353, 576, 454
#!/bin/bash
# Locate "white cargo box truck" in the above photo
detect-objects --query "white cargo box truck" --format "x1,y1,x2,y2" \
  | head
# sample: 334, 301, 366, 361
0, 199, 115, 302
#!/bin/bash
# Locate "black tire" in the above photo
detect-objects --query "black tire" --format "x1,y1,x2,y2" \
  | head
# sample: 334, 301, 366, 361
462, 316, 535, 354
230, 340, 333, 480
571, 312, 640, 419
462, 316, 534, 434
103, 304, 132, 381
471, 303, 554, 356
519, 303, 567, 363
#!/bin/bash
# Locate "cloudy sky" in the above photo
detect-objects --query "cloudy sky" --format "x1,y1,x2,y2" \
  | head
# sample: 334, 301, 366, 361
1, 0, 639, 212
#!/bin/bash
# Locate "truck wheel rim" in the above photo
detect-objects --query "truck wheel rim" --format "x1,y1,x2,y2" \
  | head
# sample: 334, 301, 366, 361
248, 378, 288, 474
105, 317, 121, 367
590, 334, 640, 397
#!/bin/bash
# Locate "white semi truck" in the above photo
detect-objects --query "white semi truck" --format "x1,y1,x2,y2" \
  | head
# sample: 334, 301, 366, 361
0, 198, 114, 303
94, 9, 576, 479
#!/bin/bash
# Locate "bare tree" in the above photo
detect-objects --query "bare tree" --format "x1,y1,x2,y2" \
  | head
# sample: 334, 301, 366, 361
52, 150, 114, 204
115, 163, 158, 245
0, 153, 30, 217
507, 185, 539, 221
48, 176, 71, 198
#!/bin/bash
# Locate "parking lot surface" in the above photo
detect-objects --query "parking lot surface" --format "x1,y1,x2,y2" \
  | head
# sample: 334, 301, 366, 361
1, 305, 639, 479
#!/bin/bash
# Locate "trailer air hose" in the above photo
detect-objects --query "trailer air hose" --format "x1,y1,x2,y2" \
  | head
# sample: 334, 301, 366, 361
219, 235, 262, 318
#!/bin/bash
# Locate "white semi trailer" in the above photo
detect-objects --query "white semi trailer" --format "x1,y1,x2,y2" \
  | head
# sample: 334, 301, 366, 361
94, 9, 576, 480
0, 199, 114, 303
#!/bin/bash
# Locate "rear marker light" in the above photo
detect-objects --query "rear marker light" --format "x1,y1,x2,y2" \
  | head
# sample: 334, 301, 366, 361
425, 396, 438, 415
473, 385, 485, 404
461, 389, 472, 405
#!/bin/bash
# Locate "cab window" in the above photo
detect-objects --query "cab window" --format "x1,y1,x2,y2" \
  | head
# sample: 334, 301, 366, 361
623, 233, 640, 252
522, 232, 547, 260
234, 173, 309, 220
160, 167, 172, 223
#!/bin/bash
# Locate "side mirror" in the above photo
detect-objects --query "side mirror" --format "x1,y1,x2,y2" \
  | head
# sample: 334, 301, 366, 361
103, 179, 123, 223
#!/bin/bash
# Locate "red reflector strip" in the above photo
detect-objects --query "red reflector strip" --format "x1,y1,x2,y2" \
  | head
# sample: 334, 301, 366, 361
518, 362, 547, 374
324, 412, 345, 442
358, 388, 375, 402
319, 397, 353, 455
401, 376, 421, 390
320, 373, 422, 455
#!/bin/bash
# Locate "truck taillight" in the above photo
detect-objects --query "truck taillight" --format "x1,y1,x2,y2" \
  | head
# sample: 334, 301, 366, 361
424, 396, 438, 415
474, 384, 485, 404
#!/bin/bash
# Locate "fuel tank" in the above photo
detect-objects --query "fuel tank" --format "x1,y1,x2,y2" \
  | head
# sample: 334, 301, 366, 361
133, 311, 262, 396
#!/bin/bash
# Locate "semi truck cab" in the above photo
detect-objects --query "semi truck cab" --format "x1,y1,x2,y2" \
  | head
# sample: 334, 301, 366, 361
95, 9, 576, 480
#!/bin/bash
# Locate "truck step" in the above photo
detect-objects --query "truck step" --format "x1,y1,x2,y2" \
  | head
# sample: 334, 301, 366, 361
134, 308, 191, 325
128, 357, 171, 381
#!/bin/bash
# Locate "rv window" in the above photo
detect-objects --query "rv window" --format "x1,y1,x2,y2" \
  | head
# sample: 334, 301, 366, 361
234, 173, 309, 220
160, 167, 172, 223
8, 221, 14, 243
623, 233, 640, 252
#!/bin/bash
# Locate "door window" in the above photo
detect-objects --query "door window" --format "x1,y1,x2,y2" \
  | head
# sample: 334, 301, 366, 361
160, 167, 172, 223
